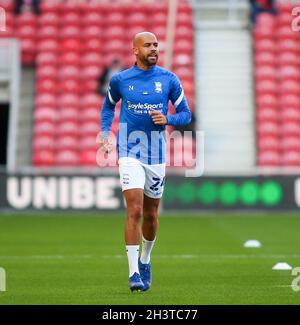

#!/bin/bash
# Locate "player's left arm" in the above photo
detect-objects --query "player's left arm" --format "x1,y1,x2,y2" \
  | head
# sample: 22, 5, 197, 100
166, 73, 192, 126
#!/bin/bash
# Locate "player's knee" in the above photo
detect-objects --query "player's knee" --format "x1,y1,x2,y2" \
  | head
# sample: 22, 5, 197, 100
128, 204, 143, 222
143, 208, 158, 221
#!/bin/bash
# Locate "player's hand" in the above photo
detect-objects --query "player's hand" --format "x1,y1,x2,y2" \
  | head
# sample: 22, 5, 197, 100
149, 109, 167, 125
100, 137, 113, 153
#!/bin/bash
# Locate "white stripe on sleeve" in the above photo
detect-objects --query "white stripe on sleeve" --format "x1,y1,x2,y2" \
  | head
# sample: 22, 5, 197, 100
108, 90, 116, 105
174, 89, 184, 108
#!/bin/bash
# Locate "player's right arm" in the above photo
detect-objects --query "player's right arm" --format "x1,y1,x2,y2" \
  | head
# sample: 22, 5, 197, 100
100, 74, 121, 152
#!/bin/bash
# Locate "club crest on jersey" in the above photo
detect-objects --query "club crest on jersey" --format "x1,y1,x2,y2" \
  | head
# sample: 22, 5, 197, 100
154, 82, 162, 93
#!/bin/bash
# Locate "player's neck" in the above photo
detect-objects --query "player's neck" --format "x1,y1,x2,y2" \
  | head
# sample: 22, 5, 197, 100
135, 61, 155, 71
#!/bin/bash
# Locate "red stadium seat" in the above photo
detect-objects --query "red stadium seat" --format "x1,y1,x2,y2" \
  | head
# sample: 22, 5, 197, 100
281, 107, 300, 122
175, 26, 194, 41
258, 150, 280, 166
277, 13, 293, 26
104, 26, 126, 41
257, 121, 280, 136
253, 27, 274, 41
277, 52, 300, 66
177, 12, 193, 28
278, 65, 300, 81
82, 39, 103, 53
79, 135, 98, 150
80, 107, 99, 122
123, 1, 149, 14
59, 52, 81, 66
55, 150, 79, 166
61, 13, 81, 26
82, 13, 104, 27
58, 107, 79, 121
79, 121, 100, 136
40, 0, 60, 14
34, 107, 57, 123
128, 13, 147, 25
173, 67, 195, 79
80, 94, 102, 109
58, 65, 80, 80
57, 80, 80, 95
57, 121, 78, 136
174, 39, 194, 55
19, 38, 36, 54
106, 13, 125, 25
80, 149, 98, 166
281, 136, 300, 151
148, 26, 167, 40
178, 0, 192, 14
37, 39, 59, 53
36, 53, 58, 66
33, 135, 55, 150
104, 40, 127, 55
279, 94, 300, 108
60, 39, 81, 53
36, 79, 57, 94
281, 121, 300, 136
277, 26, 299, 40
82, 26, 103, 40
255, 52, 276, 66
60, 26, 81, 39
35, 93, 57, 107
60, 1, 81, 14
256, 13, 276, 27
57, 94, 80, 108
81, 80, 99, 94
16, 25, 36, 38
34, 120, 56, 136
151, 12, 167, 26
281, 151, 300, 166
257, 94, 278, 108
56, 135, 78, 150
33, 150, 55, 166
258, 135, 280, 151
255, 65, 277, 80
279, 80, 300, 94
148, 1, 168, 14
37, 65, 57, 80
173, 53, 193, 67
38, 13, 60, 27
256, 80, 277, 95
257, 106, 279, 122
37, 26, 58, 40
81, 53, 103, 67
16, 13, 37, 26
254, 39, 276, 52
277, 39, 300, 53
81, 66, 103, 80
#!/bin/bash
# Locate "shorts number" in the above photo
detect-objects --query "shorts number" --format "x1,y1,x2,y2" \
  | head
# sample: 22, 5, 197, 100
150, 177, 165, 192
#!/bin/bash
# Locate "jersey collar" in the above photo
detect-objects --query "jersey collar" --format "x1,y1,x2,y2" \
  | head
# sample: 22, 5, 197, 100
133, 63, 157, 73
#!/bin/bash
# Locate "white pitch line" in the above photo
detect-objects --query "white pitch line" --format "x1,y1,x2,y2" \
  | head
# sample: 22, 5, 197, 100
0, 254, 300, 260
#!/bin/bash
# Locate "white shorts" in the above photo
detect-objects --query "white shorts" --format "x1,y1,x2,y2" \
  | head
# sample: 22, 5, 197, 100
118, 157, 166, 199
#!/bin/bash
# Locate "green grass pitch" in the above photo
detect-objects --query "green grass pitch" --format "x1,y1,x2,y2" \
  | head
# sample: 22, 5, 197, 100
0, 213, 300, 305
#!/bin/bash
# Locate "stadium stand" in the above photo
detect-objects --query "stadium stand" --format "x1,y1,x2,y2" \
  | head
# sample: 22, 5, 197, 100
255, 1, 300, 167
0, 0, 195, 167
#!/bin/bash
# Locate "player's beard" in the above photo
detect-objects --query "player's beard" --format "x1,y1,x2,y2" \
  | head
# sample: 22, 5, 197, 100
143, 53, 158, 66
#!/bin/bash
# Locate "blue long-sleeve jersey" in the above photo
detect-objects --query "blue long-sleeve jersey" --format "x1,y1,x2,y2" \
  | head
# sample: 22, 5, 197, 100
100, 64, 192, 165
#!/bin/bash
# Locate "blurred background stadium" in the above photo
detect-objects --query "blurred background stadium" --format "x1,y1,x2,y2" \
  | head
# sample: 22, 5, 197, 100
1, 0, 300, 305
